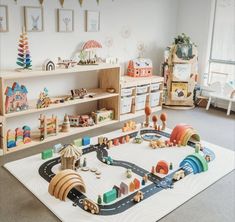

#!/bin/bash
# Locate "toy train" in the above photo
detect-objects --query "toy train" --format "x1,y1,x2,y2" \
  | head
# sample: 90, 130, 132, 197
68, 115, 94, 127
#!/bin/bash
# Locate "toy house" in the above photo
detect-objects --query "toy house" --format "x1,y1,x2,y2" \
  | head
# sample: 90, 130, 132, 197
127, 58, 153, 77
5, 82, 29, 113
59, 144, 83, 170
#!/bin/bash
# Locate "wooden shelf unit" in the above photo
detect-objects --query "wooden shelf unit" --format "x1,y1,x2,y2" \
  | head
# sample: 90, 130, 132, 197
0, 64, 120, 155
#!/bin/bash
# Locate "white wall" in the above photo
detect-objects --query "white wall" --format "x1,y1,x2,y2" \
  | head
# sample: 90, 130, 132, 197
176, 0, 213, 81
0, 0, 178, 74
0, 0, 179, 130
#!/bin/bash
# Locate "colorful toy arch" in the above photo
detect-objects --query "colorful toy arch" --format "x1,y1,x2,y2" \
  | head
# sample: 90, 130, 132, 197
180, 153, 208, 174
156, 160, 169, 174
170, 124, 200, 146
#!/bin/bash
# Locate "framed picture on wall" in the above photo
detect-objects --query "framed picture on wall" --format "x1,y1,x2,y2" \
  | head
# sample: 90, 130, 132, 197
24, 6, 44, 32
58, 9, 74, 32
0, 5, 9, 32
86, 10, 100, 32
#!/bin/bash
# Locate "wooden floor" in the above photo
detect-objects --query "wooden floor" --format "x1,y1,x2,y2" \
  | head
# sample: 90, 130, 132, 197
0, 107, 234, 222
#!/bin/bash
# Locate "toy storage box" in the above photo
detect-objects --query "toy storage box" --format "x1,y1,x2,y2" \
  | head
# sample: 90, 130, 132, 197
135, 94, 147, 110
121, 87, 135, 97
121, 97, 133, 114
150, 83, 160, 92
150, 92, 161, 107
136, 84, 149, 94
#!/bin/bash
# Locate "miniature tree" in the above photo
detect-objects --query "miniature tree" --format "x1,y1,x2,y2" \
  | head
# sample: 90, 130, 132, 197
16, 28, 32, 70
83, 157, 87, 167
144, 106, 152, 127
141, 178, 145, 186
160, 113, 167, 130
97, 195, 102, 204
151, 166, 155, 174
169, 162, 173, 170
152, 115, 158, 130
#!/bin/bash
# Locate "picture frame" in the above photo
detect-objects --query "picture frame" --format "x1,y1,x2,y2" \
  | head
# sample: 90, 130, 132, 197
0, 5, 9, 32
57, 9, 74, 32
24, 6, 44, 32
86, 10, 100, 32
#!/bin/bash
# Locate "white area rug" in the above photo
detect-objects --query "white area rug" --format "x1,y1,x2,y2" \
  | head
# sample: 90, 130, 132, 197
4, 128, 235, 222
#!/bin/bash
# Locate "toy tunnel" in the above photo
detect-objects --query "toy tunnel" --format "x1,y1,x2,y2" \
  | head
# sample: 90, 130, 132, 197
170, 124, 200, 146
48, 169, 86, 201
156, 160, 169, 174
180, 153, 208, 174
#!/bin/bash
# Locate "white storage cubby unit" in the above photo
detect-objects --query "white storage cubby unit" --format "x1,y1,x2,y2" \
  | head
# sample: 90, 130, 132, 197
120, 76, 164, 121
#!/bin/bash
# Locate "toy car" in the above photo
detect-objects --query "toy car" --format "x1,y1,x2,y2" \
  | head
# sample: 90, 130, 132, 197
126, 169, 132, 178
173, 170, 185, 181
102, 156, 113, 165
133, 136, 142, 144
83, 198, 99, 214
133, 191, 144, 203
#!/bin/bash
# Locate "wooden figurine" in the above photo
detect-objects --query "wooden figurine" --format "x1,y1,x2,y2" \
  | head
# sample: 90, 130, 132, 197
152, 115, 158, 130
160, 113, 167, 130
59, 144, 83, 170
71, 88, 87, 99
61, 114, 70, 132
127, 58, 153, 77
57, 57, 77, 69
43, 59, 55, 71
37, 88, 51, 109
39, 114, 59, 140
91, 108, 114, 124
15, 128, 24, 146
5, 82, 29, 113
122, 120, 137, 132
144, 106, 151, 127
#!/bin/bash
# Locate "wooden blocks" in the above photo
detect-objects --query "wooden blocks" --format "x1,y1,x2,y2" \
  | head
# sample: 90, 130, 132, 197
122, 120, 137, 132
74, 138, 82, 147
41, 148, 53, 160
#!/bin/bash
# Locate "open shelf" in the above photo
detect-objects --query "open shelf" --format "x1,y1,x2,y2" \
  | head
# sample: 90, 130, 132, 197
0, 64, 120, 80
120, 105, 162, 122
5, 88, 119, 118
6, 120, 118, 154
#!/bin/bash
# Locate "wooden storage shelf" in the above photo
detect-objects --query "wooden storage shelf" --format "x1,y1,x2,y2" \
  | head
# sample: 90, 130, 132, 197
6, 120, 118, 154
5, 89, 119, 118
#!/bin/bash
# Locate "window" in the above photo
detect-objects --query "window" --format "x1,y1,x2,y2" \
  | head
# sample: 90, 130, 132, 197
206, 0, 235, 85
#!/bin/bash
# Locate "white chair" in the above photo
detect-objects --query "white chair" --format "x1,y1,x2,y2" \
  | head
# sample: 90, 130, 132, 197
206, 82, 235, 115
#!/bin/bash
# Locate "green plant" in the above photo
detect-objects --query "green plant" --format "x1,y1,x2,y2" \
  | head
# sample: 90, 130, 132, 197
174, 33, 196, 46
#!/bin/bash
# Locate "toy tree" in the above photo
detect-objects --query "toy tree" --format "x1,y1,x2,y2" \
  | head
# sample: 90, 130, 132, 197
152, 115, 158, 130
160, 113, 167, 130
16, 28, 32, 70
144, 106, 152, 127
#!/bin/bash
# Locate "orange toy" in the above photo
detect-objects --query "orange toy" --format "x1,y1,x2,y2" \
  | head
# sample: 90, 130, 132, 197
156, 160, 169, 175
152, 115, 158, 130
144, 106, 152, 127
160, 113, 167, 130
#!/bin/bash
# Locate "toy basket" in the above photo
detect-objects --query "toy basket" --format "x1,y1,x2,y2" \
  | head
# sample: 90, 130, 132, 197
150, 83, 160, 92
150, 92, 161, 107
135, 94, 147, 110
121, 97, 133, 114
136, 84, 149, 95
121, 87, 135, 97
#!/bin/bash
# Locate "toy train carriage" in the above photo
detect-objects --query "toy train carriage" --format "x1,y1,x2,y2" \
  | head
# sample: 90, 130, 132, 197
68, 115, 94, 127
127, 58, 153, 77
91, 109, 114, 124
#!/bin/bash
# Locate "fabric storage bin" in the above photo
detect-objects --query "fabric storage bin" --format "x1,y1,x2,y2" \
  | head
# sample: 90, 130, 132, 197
150, 83, 160, 92
135, 94, 147, 110
121, 87, 134, 97
150, 92, 160, 107
121, 97, 133, 114
136, 84, 149, 95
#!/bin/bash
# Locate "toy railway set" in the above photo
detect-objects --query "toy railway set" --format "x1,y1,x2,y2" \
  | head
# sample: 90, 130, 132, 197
38, 116, 215, 216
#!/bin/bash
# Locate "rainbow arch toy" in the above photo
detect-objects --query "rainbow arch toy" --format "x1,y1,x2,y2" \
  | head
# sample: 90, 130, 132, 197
170, 124, 200, 146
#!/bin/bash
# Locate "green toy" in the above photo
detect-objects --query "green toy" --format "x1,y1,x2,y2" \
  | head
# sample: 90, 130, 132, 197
41, 148, 53, 160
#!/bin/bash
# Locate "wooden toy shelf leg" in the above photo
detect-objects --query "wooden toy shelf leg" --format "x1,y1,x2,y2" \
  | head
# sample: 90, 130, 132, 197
0, 116, 6, 155
0, 78, 5, 115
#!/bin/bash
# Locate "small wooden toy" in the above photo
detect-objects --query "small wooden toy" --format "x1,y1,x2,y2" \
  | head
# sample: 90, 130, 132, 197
103, 189, 117, 204
71, 88, 87, 99
60, 144, 82, 170
151, 166, 155, 174
102, 156, 113, 165
173, 170, 185, 181
83, 157, 87, 167
129, 181, 135, 192
125, 135, 130, 143
106, 88, 115, 93
83, 198, 99, 214
112, 185, 122, 198
43, 59, 55, 71
22, 125, 31, 143
126, 169, 132, 178
74, 138, 82, 147
152, 115, 158, 130
169, 162, 173, 170
82, 136, 90, 146
39, 114, 59, 140
122, 120, 137, 132
133, 191, 144, 203
69, 115, 94, 127
149, 139, 166, 149
127, 58, 152, 77
107, 140, 113, 148
156, 160, 169, 174
61, 114, 70, 132
133, 178, 140, 189
41, 148, 53, 160
5, 82, 29, 113
113, 138, 119, 146
7, 130, 16, 148
144, 106, 152, 127
120, 182, 129, 195
53, 143, 63, 153
160, 113, 167, 130
91, 108, 114, 124
97, 195, 102, 204
133, 136, 142, 144
143, 174, 148, 183
141, 178, 145, 186
15, 128, 24, 146
16, 28, 32, 70
119, 136, 125, 144
57, 57, 77, 69
37, 88, 51, 109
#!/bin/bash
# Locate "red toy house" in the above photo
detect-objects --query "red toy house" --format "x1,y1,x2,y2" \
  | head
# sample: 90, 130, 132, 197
127, 58, 153, 77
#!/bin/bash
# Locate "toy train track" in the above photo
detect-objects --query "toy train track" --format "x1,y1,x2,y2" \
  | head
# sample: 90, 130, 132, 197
38, 129, 215, 216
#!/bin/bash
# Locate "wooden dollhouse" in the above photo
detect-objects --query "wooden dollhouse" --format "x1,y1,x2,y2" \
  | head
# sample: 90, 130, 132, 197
127, 58, 153, 77
39, 114, 59, 140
